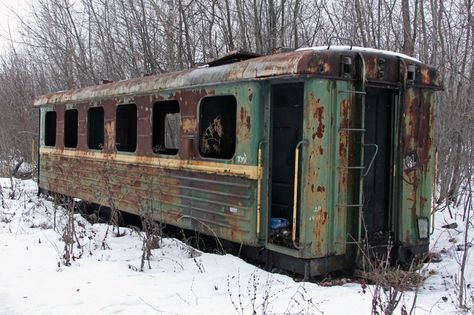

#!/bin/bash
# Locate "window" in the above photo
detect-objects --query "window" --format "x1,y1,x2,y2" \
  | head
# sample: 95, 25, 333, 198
115, 104, 137, 152
64, 109, 78, 148
153, 100, 180, 155
44, 111, 56, 147
88, 107, 104, 150
199, 95, 237, 159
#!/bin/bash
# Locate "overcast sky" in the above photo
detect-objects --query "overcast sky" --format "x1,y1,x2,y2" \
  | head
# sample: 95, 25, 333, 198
0, 0, 29, 50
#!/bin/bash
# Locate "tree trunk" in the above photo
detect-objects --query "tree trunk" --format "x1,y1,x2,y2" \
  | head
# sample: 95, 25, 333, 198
401, 0, 414, 55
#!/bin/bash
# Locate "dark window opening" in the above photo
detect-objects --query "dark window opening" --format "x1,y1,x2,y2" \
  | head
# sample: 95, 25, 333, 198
44, 111, 56, 147
64, 109, 78, 148
88, 107, 104, 150
116, 104, 137, 152
341, 56, 352, 77
199, 95, 237, 159
153, 100, 180, 155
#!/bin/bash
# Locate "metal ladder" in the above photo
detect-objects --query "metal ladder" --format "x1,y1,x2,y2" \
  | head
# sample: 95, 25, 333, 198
335, 53, 379, 244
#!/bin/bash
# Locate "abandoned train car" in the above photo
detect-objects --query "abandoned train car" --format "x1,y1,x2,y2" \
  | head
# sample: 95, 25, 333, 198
34, 46, 440, 277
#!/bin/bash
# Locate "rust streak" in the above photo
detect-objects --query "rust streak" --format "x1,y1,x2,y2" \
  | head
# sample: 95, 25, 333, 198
182, 118, 197, 134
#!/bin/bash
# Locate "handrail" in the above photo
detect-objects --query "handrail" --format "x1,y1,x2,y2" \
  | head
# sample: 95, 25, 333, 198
292, 140, 307, 249
326, 36, 353, 50
362, 143, 379, 177
356, 52, 366, 244
256, 141, 266, 238
431, 149, 439, 235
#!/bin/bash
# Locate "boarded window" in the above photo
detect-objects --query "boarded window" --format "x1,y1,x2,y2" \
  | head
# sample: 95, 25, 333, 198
44, 111, 56, 147
88, 107, 104, 150
153, 100, 180, 155
116, 104, 137, 152
64, 109, 78, 148
199, 95, 237, 159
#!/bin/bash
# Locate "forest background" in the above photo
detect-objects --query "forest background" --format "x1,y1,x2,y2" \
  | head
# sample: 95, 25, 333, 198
0, 0, 472, 204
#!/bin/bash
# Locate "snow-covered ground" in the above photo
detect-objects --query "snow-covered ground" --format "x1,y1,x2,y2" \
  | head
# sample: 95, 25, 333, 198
0, 178, 472, 314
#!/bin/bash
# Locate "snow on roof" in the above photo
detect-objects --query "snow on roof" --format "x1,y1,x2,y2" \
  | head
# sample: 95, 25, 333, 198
297, 45, 421, 63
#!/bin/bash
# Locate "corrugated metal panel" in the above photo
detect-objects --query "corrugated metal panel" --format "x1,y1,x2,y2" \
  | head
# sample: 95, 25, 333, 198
40, 152, 258, 245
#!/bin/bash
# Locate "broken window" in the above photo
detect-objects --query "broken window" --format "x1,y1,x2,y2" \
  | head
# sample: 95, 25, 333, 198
64, 109, 78, 148
199, 95, 237, 159
88, 107, 104, 150
115, 104, 137, 152
44, 111, 56, 147
153, 100, 180, 155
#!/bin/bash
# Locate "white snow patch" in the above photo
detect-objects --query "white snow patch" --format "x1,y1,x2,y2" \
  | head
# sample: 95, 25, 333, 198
0, 178, 471, 314
297, 46, 421, 63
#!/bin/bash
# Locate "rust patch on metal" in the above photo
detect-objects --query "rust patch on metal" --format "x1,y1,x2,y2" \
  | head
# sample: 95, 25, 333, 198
101, 99, 117, 153
314, 107, 325, 139
420, 196, 428, 209
76, 103, 88, 150
309, 96, 325, 140
403, 90, 432, 173
319, 211, 328, 225
54, 105, 65, 150
339, 99, 350, 159
134, 95, 153, 156
182, 118, 197, 134
173, 89, 209, 115
238, 106, 251, 142
33, 49, 439, 109
312, 207, 329, 255
171, 89, 211, 160
417, 94, 433, 168
420, 66, 438, 86
315, 107, 325, 139
104, 118, 115, 152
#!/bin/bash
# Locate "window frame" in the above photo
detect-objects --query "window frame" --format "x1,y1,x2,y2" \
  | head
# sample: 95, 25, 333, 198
198, 94, 237, 160
115, 103, 137, 153
44, 110, 57, 147
87, 106, 105, 151
152, 100, 181, 156
64, 108, 78, 149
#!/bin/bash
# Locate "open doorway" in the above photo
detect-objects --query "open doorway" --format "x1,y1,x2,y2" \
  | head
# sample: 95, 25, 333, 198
362, 88, 396, 247
268, 83, 304, 247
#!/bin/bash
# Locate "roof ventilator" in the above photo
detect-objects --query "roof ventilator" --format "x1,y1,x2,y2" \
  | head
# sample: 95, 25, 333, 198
208, 50, 261, 67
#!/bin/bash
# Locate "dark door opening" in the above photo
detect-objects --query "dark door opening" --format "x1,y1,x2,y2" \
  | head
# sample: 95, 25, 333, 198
269, 83, 304, 246
362, 88, 395, 246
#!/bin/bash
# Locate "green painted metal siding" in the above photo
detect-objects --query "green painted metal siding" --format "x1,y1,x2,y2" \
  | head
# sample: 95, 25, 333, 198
398, 88, 435, 245
299, 79, 356, 258
39, 82, 263, 246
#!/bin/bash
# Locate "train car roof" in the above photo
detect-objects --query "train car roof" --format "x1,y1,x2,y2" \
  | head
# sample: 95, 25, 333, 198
297, 46, 422, 63
33, 46, 438, 107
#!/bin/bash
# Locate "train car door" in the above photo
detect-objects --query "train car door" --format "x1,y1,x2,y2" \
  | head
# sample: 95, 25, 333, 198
267, 83, 304, 247
362, 88, 398, 249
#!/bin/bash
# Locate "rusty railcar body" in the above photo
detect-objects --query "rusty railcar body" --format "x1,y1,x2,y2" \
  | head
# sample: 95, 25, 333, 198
34, 46, 439, 277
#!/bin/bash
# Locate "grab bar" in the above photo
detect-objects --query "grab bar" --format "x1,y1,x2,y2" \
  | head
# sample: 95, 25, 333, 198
292, 140, 307, 249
